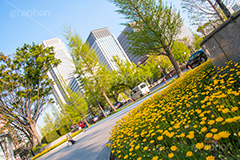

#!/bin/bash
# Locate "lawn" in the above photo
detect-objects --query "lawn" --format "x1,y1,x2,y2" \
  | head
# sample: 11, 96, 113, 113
108, 60, 240, 160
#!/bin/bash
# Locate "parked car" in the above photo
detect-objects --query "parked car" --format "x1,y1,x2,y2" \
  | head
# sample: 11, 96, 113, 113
104, 110, 111, 116
186, 49, 207, 69
113, 102, 123, 108
131, 82, 150, 101
92, 116, 99, 123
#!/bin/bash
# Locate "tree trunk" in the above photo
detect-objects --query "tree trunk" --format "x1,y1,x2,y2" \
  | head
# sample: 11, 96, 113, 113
167, 52, 183, 78
29, 123, 41, 146
101, 89, 116, 112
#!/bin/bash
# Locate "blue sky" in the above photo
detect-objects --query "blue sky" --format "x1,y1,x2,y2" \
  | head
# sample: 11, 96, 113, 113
0, 0, 192, 56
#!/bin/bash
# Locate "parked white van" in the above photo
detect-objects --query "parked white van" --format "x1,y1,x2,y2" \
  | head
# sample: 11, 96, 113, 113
130, 82, 150, 101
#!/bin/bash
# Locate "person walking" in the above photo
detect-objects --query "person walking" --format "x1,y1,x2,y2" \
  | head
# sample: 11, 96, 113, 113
66, 133, 76, 146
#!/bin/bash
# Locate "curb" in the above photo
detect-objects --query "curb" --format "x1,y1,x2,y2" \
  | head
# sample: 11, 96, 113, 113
95, 142, 111, 160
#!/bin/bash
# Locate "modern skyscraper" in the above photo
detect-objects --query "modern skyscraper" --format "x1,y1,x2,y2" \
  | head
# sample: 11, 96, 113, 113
117, 26, 144, 65
42, 38, 75, 106
86, 27, 131, 70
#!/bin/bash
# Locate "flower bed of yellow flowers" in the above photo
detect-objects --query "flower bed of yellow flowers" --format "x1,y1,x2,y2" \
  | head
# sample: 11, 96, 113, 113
108, 60, 240, 160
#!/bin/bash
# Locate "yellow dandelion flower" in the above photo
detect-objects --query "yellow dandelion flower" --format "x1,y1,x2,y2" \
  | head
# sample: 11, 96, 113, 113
118, 155, 121, 158
180, 133, 185, 137
216, 117, 223, 122
157, 136, 163, 141
186, 151, 193, 157
124, 155, 128, 159
152, 156, 159, 160
187, 134, 194, 139
204, 145, 211, 151
195, 143, 204, 149
206, 155, 215, 160
170, 146, 178, 151
208, 120, 215, 125
150, 140, 155, 144
201, 127, 208, 133
238, 131, 240, 136
137, 157, 142, 160
211, 128, 218, 133
193, 125, 198, 128
143, 139, 147, 142
206, 133, 213, 138
135, 145, 140, 150
231, 107, 238, 112
129, 148, 133, 152
143, 146, 148, 150
222, 108, 229, 114
168, 153, 174, 158
213, 134, 221, 140
219, 131, 231, 138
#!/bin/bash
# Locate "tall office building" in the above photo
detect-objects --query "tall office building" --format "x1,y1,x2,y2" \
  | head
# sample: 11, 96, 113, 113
42, 38, 75, 106
117, 26, 144, 65
86, 27, 131, 70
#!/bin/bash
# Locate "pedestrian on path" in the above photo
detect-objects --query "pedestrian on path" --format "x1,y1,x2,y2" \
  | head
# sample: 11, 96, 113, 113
66, 133, 76, 146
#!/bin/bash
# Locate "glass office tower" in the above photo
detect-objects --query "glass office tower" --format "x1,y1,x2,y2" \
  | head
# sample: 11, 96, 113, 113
86, 27, 131, 70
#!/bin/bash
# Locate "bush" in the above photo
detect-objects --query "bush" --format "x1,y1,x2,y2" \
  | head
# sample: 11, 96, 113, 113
44, 130, 60, 143
57, 125, 70, 136
109, 60, 240, 160
41, 136, 48, 144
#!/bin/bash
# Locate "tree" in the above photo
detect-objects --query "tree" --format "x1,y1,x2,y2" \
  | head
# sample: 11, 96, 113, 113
181, 0, 235, 27
110, 0, 184, 77
64, 29, 116, 112
157, 56, 172, 76
0, 43, 61, 146
112, 56, 152, 90
172, 41, 191, 64
192, 33, 203, 50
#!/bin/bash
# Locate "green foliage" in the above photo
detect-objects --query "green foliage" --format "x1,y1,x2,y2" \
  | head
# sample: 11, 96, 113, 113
110, 0, 183, 77
172, 41, 191, 64
57, 125, 70, 136
0, 43, 61, 146
44, 130, 60, 143
192, 33, 203, 50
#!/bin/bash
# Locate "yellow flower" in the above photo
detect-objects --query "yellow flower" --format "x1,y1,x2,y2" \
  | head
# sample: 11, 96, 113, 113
180, 133, 185, 137
118, 155, 121, 158
124, 155, 128, 159
208, 120, 215, 125
219, 131, 231, 138
157, 136, 163, 141
152, 156, 159, 160
206, 133, 213, 138
213, 134, 221, 140
187, 134, 194, 139
206, 155, 215, 160
238, 131, 240, 136
222, 108, 229, 114
111, 150, 115, 153
204, 145, 211, 150
195, 143, 204, 149
143, 139, 147, 142
186, 151, 193, 157
216, 117, 223, 122
168, 153, 174, 158
135, 145, 140, 150
170, 146, 178, 151
150, 140, 155, 144
129, 148, 133, 152
143, 146, 148, 150
201, 127, 208, 133
193, 125, 198, 128
137, 157, 142, 160
231, 107, 238, 112
211, 128, 218, 133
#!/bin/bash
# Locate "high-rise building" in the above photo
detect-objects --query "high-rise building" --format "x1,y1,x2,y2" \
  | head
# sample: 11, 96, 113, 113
232, 3, 240, 12
42, 38, 75, 106
86, 27, 131, 70
117, 26, 144, 65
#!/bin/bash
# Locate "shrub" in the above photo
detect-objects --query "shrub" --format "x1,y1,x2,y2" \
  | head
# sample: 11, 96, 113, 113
44, 130, 60, 143
57, 125, 70, 136
109, 60, 240, 160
